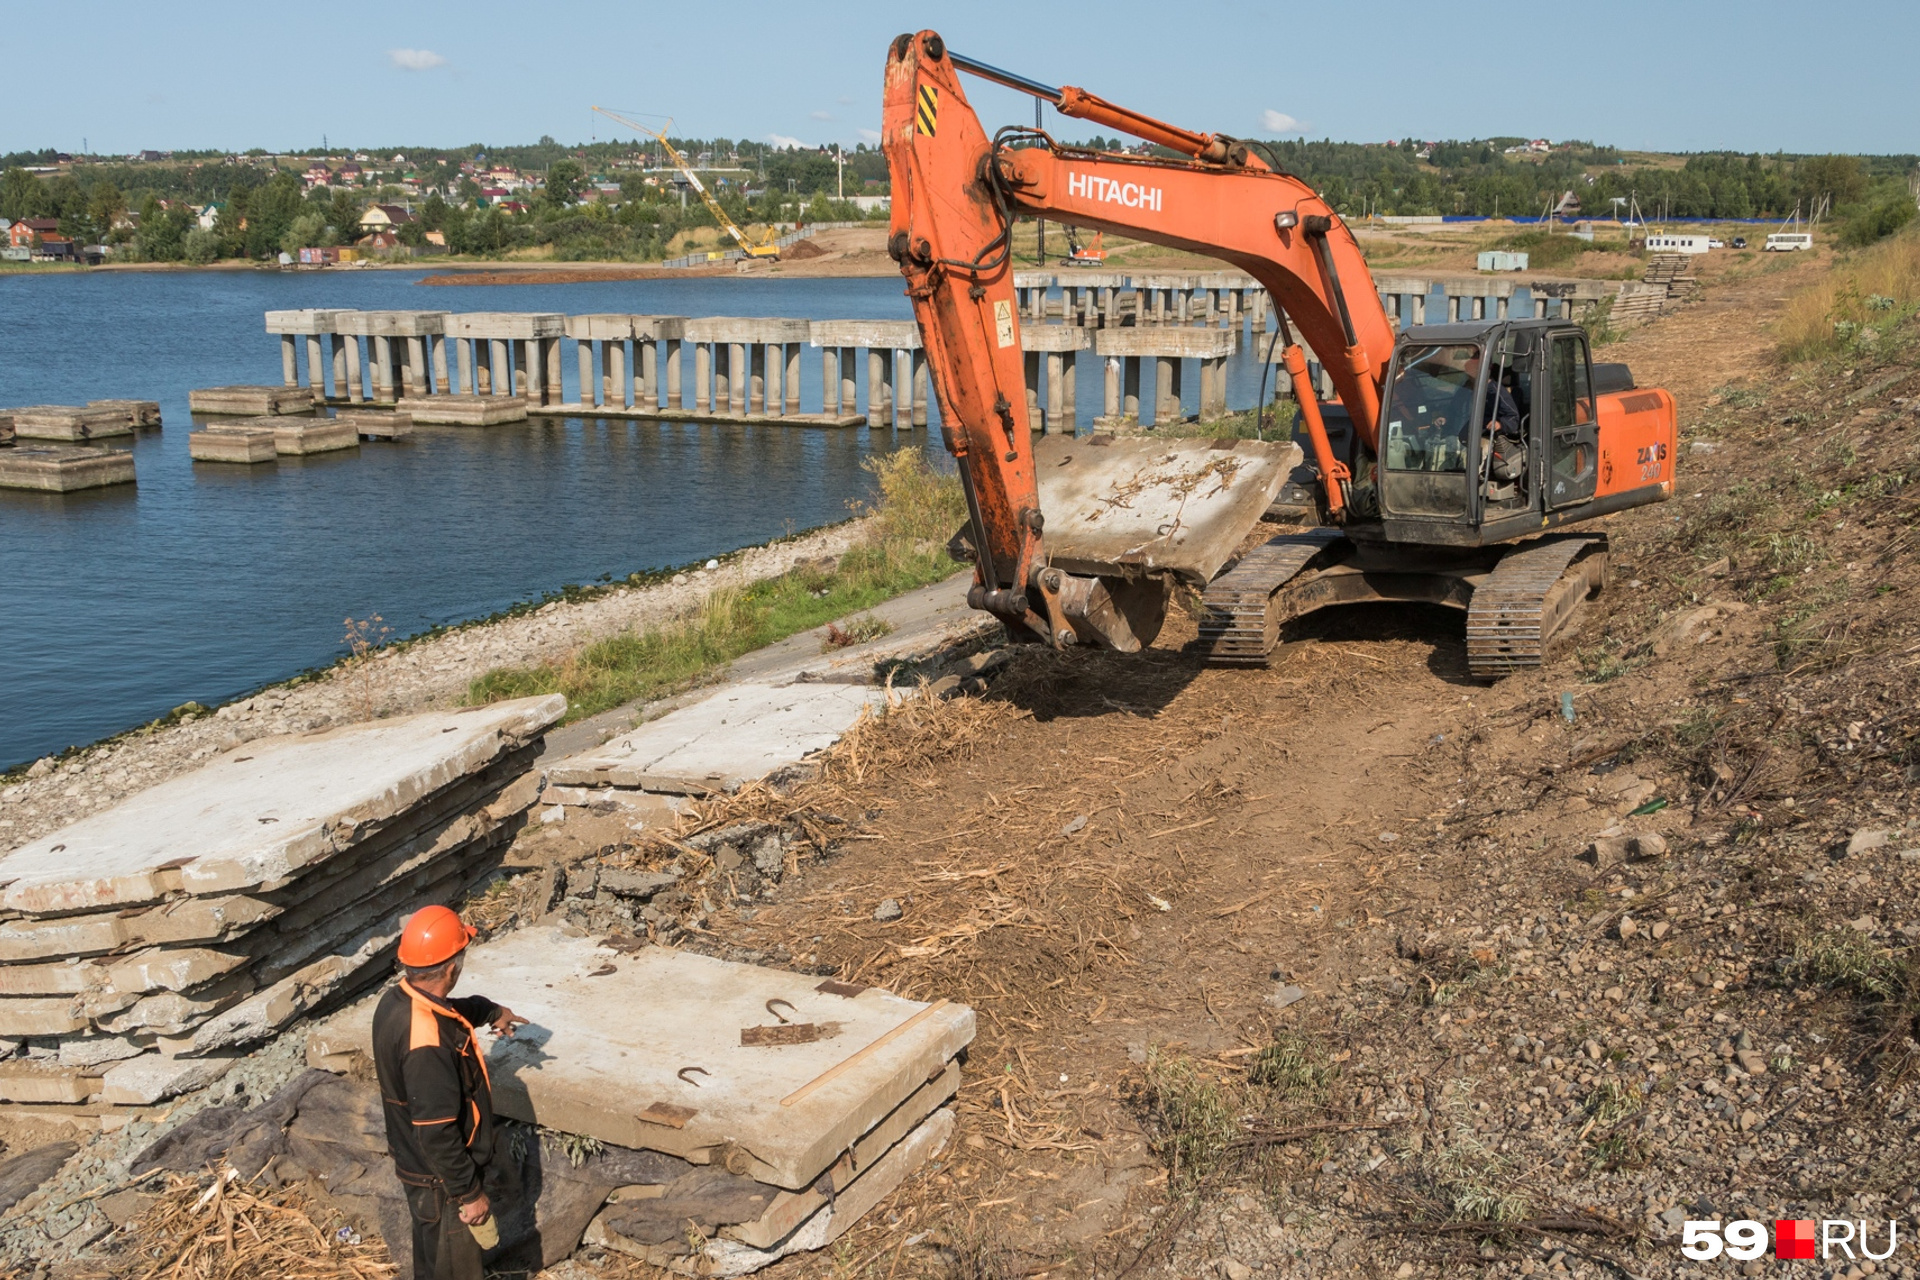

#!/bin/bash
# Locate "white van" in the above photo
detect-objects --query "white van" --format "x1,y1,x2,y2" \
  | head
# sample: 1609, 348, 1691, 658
1764, 233, 1814, 252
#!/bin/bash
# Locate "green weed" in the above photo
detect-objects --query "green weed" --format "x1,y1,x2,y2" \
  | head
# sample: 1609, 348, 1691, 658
1247, 1031, 1332, 1104
1429, 1127, 1532, 1224
467, 451, 966, 722
1794, 928, 1905, 1001
1134, 1045, 1240, 1192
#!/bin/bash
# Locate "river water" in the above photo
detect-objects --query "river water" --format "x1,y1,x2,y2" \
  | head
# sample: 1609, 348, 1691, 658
0, 268, 1286, 769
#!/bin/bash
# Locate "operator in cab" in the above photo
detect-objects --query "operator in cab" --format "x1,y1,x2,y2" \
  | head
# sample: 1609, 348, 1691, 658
1464, 350, 1525, 484
373, 906, 528, 1280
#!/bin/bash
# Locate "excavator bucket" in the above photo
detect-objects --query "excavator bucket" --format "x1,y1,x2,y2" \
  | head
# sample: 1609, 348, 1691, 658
1035, 435, 1301, 588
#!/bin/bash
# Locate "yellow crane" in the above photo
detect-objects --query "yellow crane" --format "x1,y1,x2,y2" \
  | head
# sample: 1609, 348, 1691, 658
592, 105, 781, 260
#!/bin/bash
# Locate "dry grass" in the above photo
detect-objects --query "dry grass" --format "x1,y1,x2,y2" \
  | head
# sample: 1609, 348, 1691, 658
112, 1167, 394, 1279
1776, 226, 1920, 362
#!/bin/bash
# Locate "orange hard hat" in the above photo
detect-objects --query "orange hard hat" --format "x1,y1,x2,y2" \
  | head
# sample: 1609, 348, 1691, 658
397, 905, 476, 968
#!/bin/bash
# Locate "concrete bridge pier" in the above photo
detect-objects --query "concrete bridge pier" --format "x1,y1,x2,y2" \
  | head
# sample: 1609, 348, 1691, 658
1020, 324, 1089, 434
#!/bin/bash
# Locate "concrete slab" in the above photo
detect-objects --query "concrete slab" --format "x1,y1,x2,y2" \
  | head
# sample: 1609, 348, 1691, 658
564, 314, 636, 340
1094, 327, 1235, 359
529, 405, 861, 428
305, 929, 973, 1189
0, 446, 135, 493
188, 386, 318, 416
1034, 435, 1299, 586
0, 414, 12, 446
272, 420, 359, 456
808, 320, 919, 349
0, 696, 563, 916
442, 313, 565, 340
0, 1063, 100, 1104
332, 310, 446, 337
546, 682, 888, 794
589, 1110, 955, 1274
684, 318, 813, 345
188, 428, 277, 463
396, 395, 529, 425
263, 310, 338, 336
0, 895, 281, 964
1021, 325, 1091, 353
100, 1053, 236, 1105
8, 405, 135, 442
86, 399, 163, 427
334, 412, 412, 440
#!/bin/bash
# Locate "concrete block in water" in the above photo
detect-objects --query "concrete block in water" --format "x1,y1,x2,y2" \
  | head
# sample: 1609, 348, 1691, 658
808, 320, 919, 350
189, 427, 278, 464
1094, 327, 1234, 359
0, 445, 136, 492
100, 1053, 237, 1105
0, 696, 565, 916
272, 419, 359, 456
0, 413, 12, 446
263, 309, 338, 335
1020, 325, 1091, 353
442, 312, 565, 340
334, 411, 412, 439
9, 404, 135, 442
395, 394, 528, 425
305, 929, 974, 1190
87, 399, 163, 427
547, 682, 891, 795
188, 385, 318, 416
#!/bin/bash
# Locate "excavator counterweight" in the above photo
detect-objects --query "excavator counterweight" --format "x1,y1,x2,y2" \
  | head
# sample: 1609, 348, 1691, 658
884, 33, 1678, 677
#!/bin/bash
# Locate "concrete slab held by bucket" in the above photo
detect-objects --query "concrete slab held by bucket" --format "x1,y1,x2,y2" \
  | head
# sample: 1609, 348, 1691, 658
1034, 434, 1299, 586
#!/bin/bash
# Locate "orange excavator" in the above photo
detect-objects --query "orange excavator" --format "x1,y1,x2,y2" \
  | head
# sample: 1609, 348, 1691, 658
883, 32, 1678, 678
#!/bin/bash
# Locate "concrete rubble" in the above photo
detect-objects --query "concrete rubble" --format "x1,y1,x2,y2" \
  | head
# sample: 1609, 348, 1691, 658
0, 696, 563, 1112
306, 928, 970, 1273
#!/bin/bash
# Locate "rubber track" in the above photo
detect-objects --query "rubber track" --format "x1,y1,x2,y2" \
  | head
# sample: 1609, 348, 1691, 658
1197, 529, 1347, 665
1464, 534, 1604, 679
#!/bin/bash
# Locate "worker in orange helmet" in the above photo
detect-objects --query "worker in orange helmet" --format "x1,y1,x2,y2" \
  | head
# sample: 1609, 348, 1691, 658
373, 905, 527, 1280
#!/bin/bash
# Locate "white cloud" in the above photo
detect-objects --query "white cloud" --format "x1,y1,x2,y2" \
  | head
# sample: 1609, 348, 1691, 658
857, 128, 882, 144
1259, 109, 1303, 134
766, 133, 805, 150
388, 48, 446, 72
810, 110, 834, 122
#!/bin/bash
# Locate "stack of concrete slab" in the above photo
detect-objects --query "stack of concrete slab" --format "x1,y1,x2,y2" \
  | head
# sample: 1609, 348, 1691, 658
0, 697, 564, 1113
8, 405, 135, 443
189, 417, 358, 460
188, 425, 278, 464
188, 385, 317, 416
0, 413, 13, 447
337, 410, 412, 440
0, 445, 135, 492
307, 929, 970, 1274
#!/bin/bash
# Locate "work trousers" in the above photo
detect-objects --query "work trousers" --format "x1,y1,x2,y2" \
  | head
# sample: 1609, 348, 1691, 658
403, 1181, 483, 1280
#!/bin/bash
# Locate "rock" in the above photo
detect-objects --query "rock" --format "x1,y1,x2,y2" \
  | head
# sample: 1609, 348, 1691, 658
1604, 986, 1625, 1002
1739, 1110, 1760, 1131
1847, 829, 1892, 856
748, 832, 785, 879
705, 559, 719, 570
1629, 833, 1669, 858
599, 869, 679, 901
539, 805, 567, 825
1652, 921, 1671, 940
1734, 1050, 1768, 1076
1705, 557, 1731, 578
1267, 984, 1307, 1010
872, 898, 903, 922
0, 1141, 78, 1214
1060, 814, 1089, 837
1583, 1039, 1603, 1061
1223, 1261, 1255, 1280
1580, 836, 1632, 869
1847, 915, 1877, 933
1618, 917, 1637, 940
26, 758, 52, 779
1396, 1265, 1415, 1279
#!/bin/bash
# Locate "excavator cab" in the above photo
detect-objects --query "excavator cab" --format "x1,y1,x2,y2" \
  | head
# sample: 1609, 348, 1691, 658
1374, 318, 1600, 544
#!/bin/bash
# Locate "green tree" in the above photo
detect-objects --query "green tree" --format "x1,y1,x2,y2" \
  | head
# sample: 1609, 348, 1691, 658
0, 166, 39, 220
1796, 155, 1867, 211
542, 158, 584, 207
85, 182, 126, 243
181, 227, 222, 264
282, 212, 327, 255
328, 189, 362, 238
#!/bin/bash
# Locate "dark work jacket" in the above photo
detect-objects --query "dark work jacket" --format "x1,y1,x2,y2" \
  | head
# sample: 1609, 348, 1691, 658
372, 979, 501, 1201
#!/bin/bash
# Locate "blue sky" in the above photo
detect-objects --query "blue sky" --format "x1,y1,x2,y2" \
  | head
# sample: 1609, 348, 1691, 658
4, 0, 1913, 158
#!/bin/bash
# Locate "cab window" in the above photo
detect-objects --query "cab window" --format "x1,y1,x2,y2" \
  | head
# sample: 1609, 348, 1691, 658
1383, 344, 1478, 474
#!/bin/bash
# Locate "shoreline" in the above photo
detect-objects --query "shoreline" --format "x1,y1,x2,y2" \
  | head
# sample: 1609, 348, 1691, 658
0, 516, 875, 843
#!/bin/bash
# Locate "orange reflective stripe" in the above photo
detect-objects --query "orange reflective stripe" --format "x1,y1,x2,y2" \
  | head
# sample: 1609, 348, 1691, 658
412, 1116, 457, 1126
409, 999, 439, 1052
398, 979, 493, 1094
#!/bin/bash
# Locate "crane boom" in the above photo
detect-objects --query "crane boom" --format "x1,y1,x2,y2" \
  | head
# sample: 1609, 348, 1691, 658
592, 106, 780, 259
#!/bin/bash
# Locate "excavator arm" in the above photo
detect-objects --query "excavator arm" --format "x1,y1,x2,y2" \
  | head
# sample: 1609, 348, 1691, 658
883, 32, 1396, 647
